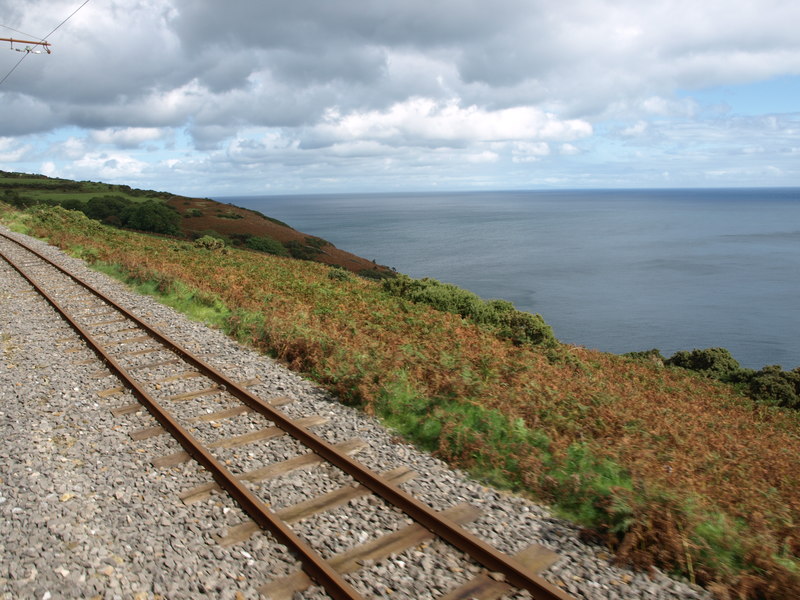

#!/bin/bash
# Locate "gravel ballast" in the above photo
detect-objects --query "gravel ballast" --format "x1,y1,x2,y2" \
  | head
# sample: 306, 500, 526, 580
0, 227, 712, 600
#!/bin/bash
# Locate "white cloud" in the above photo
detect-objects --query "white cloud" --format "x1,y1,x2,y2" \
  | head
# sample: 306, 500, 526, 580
0, 138, 31, 162
0, 0, 798, 192
90, 128, 166, 148
466, 151, 500, 163
511, 141, 550, 163
72, 152, 150, 180
559, 143, 581, 156
622, 121, 649, 137
58, 137, 89, 160
310, 98, 592, 148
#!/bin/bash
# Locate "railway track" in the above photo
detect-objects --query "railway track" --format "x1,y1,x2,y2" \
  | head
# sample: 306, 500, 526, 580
0, 230, 574, 600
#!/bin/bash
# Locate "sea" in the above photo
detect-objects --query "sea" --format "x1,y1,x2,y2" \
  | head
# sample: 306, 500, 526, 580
216, 188, 800, 371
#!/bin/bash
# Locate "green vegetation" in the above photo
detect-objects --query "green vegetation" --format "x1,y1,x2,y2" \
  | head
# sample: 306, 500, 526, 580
92, 262, 230, 328
245, 234, 289, 257
746, 365, 800, 409
0, 170, 391, 275
284, 236, 330, 260
383, 274, 555, 347
666, 347, 742, 379
2, 200, 799, 599
193, 235, 227, 251
357, 267, 395, 281
246, 208, 291, 228
0, 170, 175, 206
626, 347, 800, 410
121, 200, 181, 235
0, 173, 181, 235
216, 210, 244, 219
327, 267, 353, 282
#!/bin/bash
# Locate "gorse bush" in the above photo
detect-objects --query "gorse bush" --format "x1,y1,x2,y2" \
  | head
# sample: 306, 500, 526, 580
357, 268, 394, 281
194, 235, 226, 250
383, 274, 556, 346
623, 348, 666, 362
284, 239, 321, 260
746, 365, 800, 409
650, 347, 800, 410
327, 267, 353, 282
485, 299, 556, 346
665, 347, 742, 379
283, 237, 329, 260
245, 234, 289, 257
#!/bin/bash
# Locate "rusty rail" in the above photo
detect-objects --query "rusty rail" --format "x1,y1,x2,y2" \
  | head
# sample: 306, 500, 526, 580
0, 231, 573, 600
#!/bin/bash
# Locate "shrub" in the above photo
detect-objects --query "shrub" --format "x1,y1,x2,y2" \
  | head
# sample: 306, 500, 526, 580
245, 235, 289, 256
485, 299, 556, 346
384, 275, 480, 315
665, 348, 800, 410
328, 267, 353, 282
747, 366, 800, 409
217, 211, 244, 219
303, 236, 330, 249
122, 200, 181, 235
60, 198, 84, 211
357, 268, 394, 281
623, 348, 666, 364
666, 347, 741, 380
285, 239, 322, 260
193, 230, 226, 241
383, 275, 556, 347
2, 191, 54, 208
194, 235, 226, 250
83, 195, 131, 222
247, 209, 290, 228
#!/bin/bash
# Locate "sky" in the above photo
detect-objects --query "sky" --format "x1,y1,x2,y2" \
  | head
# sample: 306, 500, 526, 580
0, 0, 798, 196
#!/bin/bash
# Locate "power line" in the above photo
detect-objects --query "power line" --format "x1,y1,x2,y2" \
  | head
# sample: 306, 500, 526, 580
0, 0, 92, 87
0, 23, 43, 40
42, 0, 92, 41
0, 51, 30, 87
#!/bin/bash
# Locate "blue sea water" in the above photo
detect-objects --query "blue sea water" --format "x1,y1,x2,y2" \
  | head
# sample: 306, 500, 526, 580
217, 188, 800, 370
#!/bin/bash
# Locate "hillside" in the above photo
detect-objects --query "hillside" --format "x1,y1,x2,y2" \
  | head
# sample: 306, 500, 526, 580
0, 170, 390, 276
1, 200, 798, 599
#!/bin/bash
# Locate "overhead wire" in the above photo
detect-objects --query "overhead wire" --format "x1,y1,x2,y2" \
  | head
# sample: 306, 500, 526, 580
0, 47, 31, 87
0, 0, 92, 87
41, 0, 92, 41
0, 23, 44, 40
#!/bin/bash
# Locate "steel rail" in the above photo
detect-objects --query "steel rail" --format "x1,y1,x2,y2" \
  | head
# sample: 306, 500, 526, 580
0, 241, 366, 600
0, 232, 573, 600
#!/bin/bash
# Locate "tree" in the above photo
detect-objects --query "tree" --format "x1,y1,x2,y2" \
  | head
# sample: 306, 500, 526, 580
122, 200, 181, 235
83, 195, 131, 222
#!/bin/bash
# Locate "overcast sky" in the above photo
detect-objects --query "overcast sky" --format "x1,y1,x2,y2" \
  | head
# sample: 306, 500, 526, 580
0, 0, 798, 195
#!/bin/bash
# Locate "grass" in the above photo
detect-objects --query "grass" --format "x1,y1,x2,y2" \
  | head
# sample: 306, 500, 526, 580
0, 171, 172, 206
93, 262, 230, 328
2, 202, 799, 599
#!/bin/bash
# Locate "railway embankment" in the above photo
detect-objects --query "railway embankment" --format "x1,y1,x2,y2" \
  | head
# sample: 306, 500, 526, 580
0, 225, 717, 599
2, 200, 799, 598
